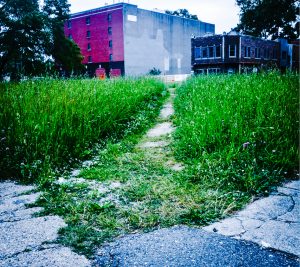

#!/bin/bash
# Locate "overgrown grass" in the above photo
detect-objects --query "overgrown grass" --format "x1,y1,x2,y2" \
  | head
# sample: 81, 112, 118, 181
0, 77, 165, 180
36, 138, 250, 257
27, 73, 299, 257
174, 72, 299, 193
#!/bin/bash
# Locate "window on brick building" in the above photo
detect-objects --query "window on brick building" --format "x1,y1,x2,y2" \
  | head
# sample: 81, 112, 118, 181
215, 45, 221, 58
109, 40, 113, 48
88, 56, 92, 63
108, 14, 112, 21
86, 17, 90, 25
229, 45, 236, 57
86, 30, 90, 38
245, 46, 251, 58
208, 46, 214, 58
108, 27, 112, 35
67, 20, 71, 28
109, 54, 113, 61
202, 47, 208, 58
273, 48, 277, 59
255, 48, 259, 58
282, 51, 287, 60
195, 47, 201, 59
87, 43, 91, 51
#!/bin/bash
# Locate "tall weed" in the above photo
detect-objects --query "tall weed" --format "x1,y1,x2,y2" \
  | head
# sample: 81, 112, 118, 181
0, 78, 165, 180
174, 72, 299, 193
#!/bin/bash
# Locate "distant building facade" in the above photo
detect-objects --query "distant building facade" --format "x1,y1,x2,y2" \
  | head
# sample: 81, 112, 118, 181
192, 32, 281, 74
64, 3, 215, 77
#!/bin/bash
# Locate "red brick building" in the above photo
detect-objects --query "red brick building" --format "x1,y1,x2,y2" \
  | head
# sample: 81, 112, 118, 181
65, 3, 215, 77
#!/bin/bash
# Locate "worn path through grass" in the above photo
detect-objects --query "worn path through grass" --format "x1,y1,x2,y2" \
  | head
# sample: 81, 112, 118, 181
37, 84, 249, 257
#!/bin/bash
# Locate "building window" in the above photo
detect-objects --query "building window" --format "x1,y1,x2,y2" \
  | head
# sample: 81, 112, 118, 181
263, 48, 267, 59
108, 27, 112, 35
67, 20, 71, 29
108, 14, 112, 21
87, 43, 91, 51
202, 47, 208, 58
68, 34, 72, 40
229, 45, 236, 57
255, 48, 260, 58
195, 47, 201, 59
282, 51, 287, 60
88, 56, 92, 63
208, 46, 214, 58
109, 54, 113, 61
273, 48, 277, 59
86, 30, 90, 38
109, 40, 113, 48
245, 46, 251, 58
86, 17, 90, 25
215, 45, 221, 58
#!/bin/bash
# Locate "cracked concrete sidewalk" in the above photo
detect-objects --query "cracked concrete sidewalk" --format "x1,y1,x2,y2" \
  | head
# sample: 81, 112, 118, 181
203, 180, 300, 257
0, 181, 90, 267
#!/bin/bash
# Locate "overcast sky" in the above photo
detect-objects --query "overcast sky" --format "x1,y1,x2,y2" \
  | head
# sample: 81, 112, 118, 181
68, 0, 240, 34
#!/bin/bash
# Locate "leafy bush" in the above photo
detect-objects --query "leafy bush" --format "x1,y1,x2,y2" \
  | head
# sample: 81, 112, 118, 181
148, 68, 161, 76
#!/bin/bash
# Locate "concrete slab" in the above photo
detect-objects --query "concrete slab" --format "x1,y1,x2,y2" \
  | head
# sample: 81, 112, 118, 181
0, 193, 41, 214
139, 141, 169, 149
0, 246, 90, 267
203, 180, 300, 258
0, 216, 66, 258
283, 180, 300, 191
159, 102, 174, 119
0, 182, 35, 199
241, 221, 300, 256
237, 195, 293, 221
0, 207, 43, 223
146, 122, 175, 138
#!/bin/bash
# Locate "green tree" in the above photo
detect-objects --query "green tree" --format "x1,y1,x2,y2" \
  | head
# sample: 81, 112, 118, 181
0, 0, 48, 80
165, 9, 199, 20
236, 0, 299, 40
43, 0, 84, 75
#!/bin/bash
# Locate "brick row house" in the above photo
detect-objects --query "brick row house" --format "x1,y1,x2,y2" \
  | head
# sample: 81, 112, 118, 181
191, 32, 281, 74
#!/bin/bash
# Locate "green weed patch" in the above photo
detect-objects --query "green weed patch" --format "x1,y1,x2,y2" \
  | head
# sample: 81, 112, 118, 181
0, 78, 165, 180
174, 72, 299, 193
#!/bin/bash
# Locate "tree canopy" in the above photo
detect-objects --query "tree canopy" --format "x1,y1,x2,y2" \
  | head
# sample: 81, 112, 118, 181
236, 0, 299, 40
0, 0, 83, 80
165, 9, 199, 20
